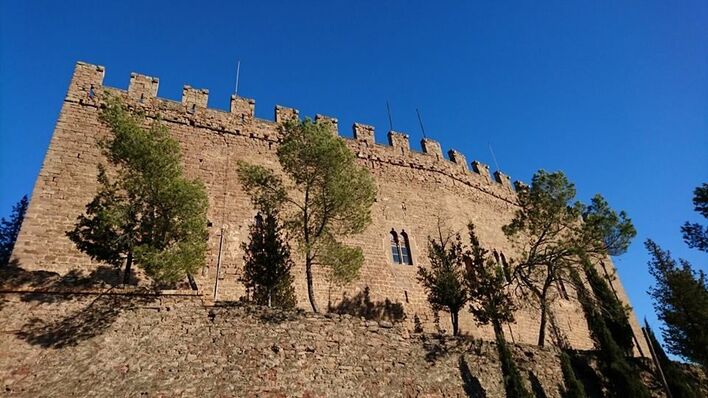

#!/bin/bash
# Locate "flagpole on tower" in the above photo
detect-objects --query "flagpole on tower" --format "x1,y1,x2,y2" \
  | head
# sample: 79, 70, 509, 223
234, 60, 241, 96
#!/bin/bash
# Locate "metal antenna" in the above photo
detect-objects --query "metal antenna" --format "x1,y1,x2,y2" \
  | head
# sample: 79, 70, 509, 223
386, 101, 393, 131
489, 142, 501, 173
416, 108, 427, 138
234, 60, 241, 96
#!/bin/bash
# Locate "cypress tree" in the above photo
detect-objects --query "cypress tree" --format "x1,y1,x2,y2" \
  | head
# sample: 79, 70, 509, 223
559, 351, 586, 398
570, 269, 651, 398
240, 211, 296, 308
580, 255, 635, 355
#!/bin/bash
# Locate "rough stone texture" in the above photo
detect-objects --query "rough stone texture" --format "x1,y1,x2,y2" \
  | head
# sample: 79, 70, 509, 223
10, 62, 650, 359
0, 291, 607, 397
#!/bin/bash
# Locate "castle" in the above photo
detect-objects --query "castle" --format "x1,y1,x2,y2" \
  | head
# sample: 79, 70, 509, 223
10, 61, 650, 357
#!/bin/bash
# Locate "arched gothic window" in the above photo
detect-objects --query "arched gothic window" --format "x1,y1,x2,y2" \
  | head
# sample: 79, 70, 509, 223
400, 231, 413, 265
499, 252, 511, 282
390, 230, 402, 264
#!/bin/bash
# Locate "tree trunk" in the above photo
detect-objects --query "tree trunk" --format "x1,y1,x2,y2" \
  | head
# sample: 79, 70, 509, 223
305, 256, 319, 313
451, 310, 459, 336
538, 301, 548, 347
492, 320, 505, 341
187, 273, 198, 290
267, 289, 272, 308
123, 250, 133, 285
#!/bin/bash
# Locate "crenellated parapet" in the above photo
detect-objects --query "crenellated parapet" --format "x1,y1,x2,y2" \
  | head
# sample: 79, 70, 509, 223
182, 86, 209, 109
128, 73, 159, 102
421, 138, 443, 160
64, 61, 521, 202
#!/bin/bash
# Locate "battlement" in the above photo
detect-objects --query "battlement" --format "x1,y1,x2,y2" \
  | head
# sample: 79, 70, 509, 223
65, 62, 522, 198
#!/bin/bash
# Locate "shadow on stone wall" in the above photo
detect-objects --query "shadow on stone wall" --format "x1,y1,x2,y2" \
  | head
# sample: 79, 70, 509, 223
1, 261, 158, 349
459, 355, 487, 397
15, 291, 156, 349
568, 351, 604, 397
327, 286, 406, 322
529, 371, 548, 398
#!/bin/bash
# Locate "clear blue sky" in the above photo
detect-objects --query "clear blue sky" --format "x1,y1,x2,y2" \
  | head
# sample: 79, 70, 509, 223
1, 1, 706, 351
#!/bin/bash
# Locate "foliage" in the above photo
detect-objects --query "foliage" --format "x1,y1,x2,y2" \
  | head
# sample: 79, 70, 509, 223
645, 319, 701, 398
67, 96, 209, 285
570, 268, 651, 398
496, 334, 533, 398
0, 195, 28, 266
579, 255, 635, 355
503, 170, 636, 347
464, 223, 516, 338
417, 228, 468, 336
240, 211, 296, 308
236, 118, 376, 312
646, 239, 708, 369
681, 183, 708, 252
559, 351, 586, 398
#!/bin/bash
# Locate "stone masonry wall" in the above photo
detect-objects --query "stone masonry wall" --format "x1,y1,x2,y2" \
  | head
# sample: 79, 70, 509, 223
0, 291, 594, 397
9, 62, 650, 357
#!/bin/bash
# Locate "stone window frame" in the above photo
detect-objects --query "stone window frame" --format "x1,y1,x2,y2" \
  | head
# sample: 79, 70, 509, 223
389, 228, 414, 266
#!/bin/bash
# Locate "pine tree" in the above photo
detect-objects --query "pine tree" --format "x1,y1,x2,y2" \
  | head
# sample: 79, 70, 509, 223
417, 226, 468, 336
681, 183, 708, 252
237, 119, 376, 313
241, 211, 296, 308
67, 96, 209, 285
646, 239, 708, 369
0, 195, 28, 265
503, 171, 635, 347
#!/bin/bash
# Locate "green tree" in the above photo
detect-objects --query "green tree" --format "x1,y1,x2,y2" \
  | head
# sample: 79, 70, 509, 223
463, 223, 532, 396
580, 254, 635, 355
570, 268, 651, 398
559, 351, 586, 398
646, 239, 708, 369
67, 97, 209, 285
237, 119, 376, 313
496, 335, 534, 398
0, 195, 28, 266
417, 226, 468, 336
240, 211, 296, 308
464, 223, 516, 339
503, 171, 635, 347
644, 319, 701, 398
681, 183, 708, 252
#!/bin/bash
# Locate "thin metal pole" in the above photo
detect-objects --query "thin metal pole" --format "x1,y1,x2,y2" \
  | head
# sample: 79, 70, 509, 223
213, 228, 224, 301
416, 108, 427, 138
642, 325, 672, 398
234, 60, 241, 96
489, 143, 501, 173
386, 101, 393, 131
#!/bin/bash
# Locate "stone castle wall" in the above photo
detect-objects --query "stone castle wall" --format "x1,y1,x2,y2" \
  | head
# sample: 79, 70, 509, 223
0, 290, 665, 397
10, 62, 650, 356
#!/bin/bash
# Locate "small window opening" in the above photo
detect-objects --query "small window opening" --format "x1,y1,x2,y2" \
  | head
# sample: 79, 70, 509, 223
190, 103, 197, 114
400, 230, 413, 265
404, 290, 409, 303
557, 279, 569, 300
500, 252, 511, 282
88, 84, 95, 99
390, 230, 401, 264
139, 93, 145, 103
